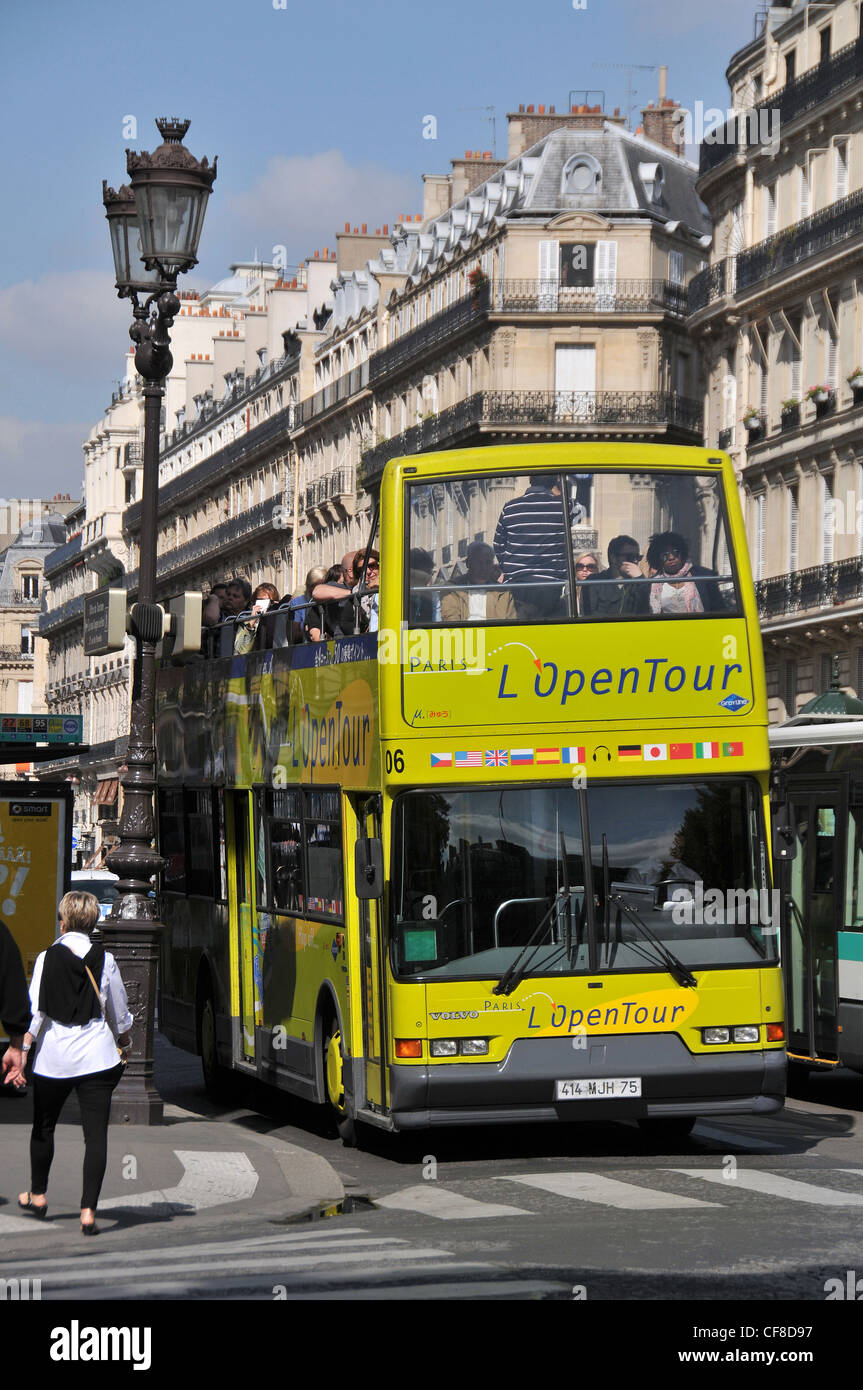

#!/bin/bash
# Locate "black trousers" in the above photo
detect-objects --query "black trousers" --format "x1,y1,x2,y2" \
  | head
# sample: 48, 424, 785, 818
30, 1063, 124, 1210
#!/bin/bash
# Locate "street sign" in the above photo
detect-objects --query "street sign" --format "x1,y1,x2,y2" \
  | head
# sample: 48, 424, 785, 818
0, 714, 83, 744
84, 588, 127, 655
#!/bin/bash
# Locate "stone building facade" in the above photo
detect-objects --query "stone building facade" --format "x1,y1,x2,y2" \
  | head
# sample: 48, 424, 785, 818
687, 0, 863, 721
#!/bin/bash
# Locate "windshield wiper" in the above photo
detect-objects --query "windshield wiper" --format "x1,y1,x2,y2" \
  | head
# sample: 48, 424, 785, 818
493, 891, 565, 996
607, 891, 698, 989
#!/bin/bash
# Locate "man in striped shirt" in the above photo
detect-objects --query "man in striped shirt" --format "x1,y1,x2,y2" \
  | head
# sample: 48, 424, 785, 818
493, 475, 569, 619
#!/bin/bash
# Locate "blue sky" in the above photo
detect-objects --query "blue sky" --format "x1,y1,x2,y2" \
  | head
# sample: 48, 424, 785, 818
0, 0, 759, 497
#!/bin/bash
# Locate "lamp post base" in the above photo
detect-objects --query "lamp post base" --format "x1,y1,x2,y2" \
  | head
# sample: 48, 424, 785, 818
101, 915, 164, 1125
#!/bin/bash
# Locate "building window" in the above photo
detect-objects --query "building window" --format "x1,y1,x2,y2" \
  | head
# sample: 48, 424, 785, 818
20, 626, 34, 655
835, 141, 849, 201
17, 682, 32, 714
820, 653, 833, 691
22, 575, 39, 600
784, 48, 796, 85
819, 27, 831, 64
668, 249, 684, 286
562, 154, 602, 195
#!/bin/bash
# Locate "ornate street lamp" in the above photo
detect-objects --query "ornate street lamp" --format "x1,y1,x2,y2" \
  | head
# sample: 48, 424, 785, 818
102, 118, 216, 1123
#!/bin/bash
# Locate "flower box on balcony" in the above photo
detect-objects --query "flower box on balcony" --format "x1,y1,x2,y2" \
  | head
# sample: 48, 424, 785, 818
781, 402, 800, 431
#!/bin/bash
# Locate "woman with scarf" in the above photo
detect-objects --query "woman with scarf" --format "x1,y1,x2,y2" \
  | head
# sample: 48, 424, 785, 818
12, 891, 132, 1234
646, 531, 725, 615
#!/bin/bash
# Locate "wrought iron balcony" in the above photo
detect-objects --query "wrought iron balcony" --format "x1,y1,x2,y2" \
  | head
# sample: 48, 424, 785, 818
361, 390, 703, 480
699, 35, 863, 178
303, 466, 356, 513
497, 279, 688, 316
0, 647, 35, 663
756, 556, 863, 621
125, 497, 282, 591
369, 290, 489, 386
44, 533, 83, 579
39, 594, 85, 635
687, 259, 732, 315
296, 360, 370, 423
736, 190, 863, 292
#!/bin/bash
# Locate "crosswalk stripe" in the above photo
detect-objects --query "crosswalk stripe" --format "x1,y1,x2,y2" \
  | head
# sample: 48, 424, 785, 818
0, 1227, 387, 1269
497, 1172, 721, 1210
377, 1185, 531, 1220
6, 1245, 462, 1286
672, 1168, 863, 1206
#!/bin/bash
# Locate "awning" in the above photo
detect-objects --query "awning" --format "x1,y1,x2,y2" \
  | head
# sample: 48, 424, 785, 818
93, 777, 119, 805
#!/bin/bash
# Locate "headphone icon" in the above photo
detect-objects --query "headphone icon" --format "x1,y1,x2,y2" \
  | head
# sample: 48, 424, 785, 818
592, 745, 612, 763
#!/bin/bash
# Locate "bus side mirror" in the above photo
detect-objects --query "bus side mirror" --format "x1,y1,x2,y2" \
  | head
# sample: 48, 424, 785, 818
355, 838, 383, 900
772, 808, 797, 862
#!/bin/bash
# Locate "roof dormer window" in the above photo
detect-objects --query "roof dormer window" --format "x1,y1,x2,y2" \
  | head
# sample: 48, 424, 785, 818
563, 154, 602, 195
639, 161, 665, 204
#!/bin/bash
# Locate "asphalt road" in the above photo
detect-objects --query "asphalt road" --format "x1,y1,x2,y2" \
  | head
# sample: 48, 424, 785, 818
4, 1039, 863, 1319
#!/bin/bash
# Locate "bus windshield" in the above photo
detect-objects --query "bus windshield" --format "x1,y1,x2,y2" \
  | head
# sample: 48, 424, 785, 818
391, 781, 776, 979
406, 468, 738, 624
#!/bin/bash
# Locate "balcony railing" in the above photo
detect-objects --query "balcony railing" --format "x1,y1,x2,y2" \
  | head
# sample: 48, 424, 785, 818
44, 533, 83, 579
304, 466, 356, 513
687, 259, 732, 314
0, 588, 41, 607
497, 278, 688, 316
125, 497, 282, 591
756, 557, 863, 621
162, 346, 298, 452
296, 360, 370, 423
362, 390, 703, 478
699, 35, 863, 178
736, 190, 863, 291
39, 594, 85, 635
369, 292, 487, 386
0, 647, 35, 662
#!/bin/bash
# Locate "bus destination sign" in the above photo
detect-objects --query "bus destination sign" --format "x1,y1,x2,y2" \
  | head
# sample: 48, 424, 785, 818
0, 715, 83, 744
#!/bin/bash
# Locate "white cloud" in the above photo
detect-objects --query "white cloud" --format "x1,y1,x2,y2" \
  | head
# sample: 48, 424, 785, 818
0, 271, 130, 382
212, 149, 419, 271
0, 416, 88, 500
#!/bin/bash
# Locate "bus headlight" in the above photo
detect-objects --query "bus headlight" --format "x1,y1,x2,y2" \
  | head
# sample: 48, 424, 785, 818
733, 1025, 760, 1044
459, 1039, 489, 1056
702, 1027, 731, 1044
430, 1039, 458, 1057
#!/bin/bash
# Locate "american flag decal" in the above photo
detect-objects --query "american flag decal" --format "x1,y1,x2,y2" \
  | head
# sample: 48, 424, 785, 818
455, 750, 482, 767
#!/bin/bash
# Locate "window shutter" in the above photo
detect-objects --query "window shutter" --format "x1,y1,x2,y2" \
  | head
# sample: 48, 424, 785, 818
765, 183, 777, 237
835, 141, 849, 200
827, 327, 838, 388
538, 239, 559, 309
595, 239, 618, 311
822, 473, 834, 564
799, 165, 810, 219
788, 487, 799, 571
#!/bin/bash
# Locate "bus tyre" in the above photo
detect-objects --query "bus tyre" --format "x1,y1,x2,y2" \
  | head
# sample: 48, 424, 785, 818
637, 1116, 696, 1141
199, 988, 234, 1103
322, 1013, 357, 1147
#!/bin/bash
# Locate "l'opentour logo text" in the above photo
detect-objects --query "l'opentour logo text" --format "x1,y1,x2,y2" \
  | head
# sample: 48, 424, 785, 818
50, 1321, 151, 1371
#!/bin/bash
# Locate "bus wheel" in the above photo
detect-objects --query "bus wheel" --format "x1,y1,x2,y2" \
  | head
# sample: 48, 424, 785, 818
637, 1116, 696, 1142
322, 1014, 357, 1147
199, 988, 233, 1102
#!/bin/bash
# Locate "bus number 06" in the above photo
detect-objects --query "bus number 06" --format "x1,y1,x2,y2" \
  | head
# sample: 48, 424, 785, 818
385, 749, 405, 775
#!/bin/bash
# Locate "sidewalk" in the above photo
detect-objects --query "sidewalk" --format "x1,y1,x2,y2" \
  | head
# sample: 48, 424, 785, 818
0, 1032, 345, 1248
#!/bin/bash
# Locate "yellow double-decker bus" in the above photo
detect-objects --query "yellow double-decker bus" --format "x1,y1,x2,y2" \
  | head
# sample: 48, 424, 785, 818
155, 443, 785, 1143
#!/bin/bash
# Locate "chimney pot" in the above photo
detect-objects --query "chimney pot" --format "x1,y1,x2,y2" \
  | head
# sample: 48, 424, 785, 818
527, 104, 534, 113
518, 103, 524, 113
538, 103, 545, 114
344, 221, 350, 232
383, 222, 388, 233
361, 223, 367, 233
550, 105, 555, 113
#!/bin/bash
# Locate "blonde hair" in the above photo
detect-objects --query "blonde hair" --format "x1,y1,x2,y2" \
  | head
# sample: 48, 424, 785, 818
58, 891, 100, 935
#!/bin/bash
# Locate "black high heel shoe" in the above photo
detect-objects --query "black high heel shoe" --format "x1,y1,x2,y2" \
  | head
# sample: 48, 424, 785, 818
81, 1220, 99, 1236
18, 1193, 48, 1219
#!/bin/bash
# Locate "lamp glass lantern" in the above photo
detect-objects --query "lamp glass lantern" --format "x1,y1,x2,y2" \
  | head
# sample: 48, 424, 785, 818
126, 119, 216, 277
102, 182, 163, 297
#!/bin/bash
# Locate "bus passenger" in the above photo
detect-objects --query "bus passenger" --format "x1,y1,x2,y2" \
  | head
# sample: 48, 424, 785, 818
645, 531, 724, 614
353, 549, 380, 632
309, 565, 356, 639
581, 536, 650, 618
408, 548, 437, 623
441, 542, 516, 623
284, 566, 328, 644
493, 475, 569, 620
234, 583, 280, 655
573, 550, 599, 616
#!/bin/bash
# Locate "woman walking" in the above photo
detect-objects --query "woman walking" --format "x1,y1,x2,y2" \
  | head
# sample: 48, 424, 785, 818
12, 891, 132, 1234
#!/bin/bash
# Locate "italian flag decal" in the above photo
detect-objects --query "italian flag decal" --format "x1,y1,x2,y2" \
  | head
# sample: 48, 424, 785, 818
696, 741, 720, 759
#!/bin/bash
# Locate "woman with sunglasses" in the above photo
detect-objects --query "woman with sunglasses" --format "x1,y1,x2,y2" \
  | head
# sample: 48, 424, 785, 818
11, 891, 132, 1234
573, 550, 599, 616
645, 531, 724, 614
